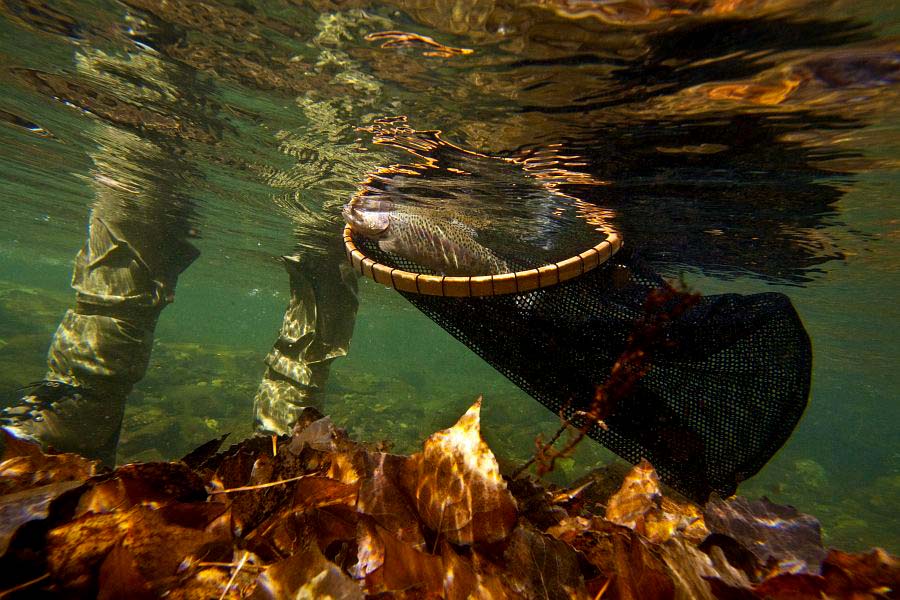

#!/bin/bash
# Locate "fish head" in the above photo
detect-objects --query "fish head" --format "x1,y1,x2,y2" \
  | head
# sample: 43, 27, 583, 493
342, 198, 392, 238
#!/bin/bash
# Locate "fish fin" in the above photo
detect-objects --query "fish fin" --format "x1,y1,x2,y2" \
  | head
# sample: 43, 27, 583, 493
378, 237, 399, 254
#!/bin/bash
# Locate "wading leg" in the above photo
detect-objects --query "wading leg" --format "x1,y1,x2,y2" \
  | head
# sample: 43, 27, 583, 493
253, 248, 359, 435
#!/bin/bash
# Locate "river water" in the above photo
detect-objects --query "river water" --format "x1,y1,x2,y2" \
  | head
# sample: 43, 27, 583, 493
0, 0, 897, 552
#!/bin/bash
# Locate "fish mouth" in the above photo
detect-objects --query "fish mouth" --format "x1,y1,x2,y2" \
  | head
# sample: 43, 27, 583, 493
342, 202, 390, 237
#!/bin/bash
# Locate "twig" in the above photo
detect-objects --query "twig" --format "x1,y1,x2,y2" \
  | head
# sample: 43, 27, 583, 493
0, 573, 50, 599
198, 561, 263, 570
219, 551, 249, 600
209, 473, 312, 494
511, 410, 570, 478
517, 283, 701, 479
594, 577, 611, 599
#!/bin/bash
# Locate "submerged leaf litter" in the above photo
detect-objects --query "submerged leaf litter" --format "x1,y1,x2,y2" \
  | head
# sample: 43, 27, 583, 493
1, 398, 896, 599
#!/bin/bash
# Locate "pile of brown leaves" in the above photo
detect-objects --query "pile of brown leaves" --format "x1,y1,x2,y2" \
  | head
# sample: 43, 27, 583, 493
1, 398, 897, 599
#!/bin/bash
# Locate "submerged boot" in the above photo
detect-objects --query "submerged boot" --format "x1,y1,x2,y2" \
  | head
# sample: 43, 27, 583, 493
1, 381, 124, 466
252, 252, 358, 435
253, 369, 326, 435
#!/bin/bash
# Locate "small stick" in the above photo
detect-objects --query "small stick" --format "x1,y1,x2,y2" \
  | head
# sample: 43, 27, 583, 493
209, 473, 312, 494
219, 551, 249, 600
594, 577, 611, 600
198, 561, 263, 570
0, 573, 50, 599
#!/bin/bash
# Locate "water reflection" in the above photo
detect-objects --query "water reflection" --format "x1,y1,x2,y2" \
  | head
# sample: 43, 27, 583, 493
351, 116, 613, 269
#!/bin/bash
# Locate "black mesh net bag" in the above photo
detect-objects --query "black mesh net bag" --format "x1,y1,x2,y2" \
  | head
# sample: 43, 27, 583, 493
342, 118, 812, 502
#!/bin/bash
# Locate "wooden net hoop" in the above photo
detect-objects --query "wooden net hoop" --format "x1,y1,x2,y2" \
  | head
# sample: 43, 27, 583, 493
343, 224, 623, 297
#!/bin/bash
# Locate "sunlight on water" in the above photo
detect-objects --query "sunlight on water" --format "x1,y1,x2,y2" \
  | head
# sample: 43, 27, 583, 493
0, 0, 897, 552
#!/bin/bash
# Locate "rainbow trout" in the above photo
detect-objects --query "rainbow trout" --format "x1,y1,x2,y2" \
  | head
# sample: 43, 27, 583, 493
343, 199, 509, 276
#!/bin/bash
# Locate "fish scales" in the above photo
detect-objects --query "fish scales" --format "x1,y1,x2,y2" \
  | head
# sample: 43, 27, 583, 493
384, 211, 508, 275
343, 202, 509, 276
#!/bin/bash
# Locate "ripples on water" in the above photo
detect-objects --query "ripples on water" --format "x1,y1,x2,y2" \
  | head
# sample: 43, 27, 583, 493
0, 0, 897, 551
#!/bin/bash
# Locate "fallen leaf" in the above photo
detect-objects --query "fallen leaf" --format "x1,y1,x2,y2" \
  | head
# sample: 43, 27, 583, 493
357, 451, 424, 548
547, 515, 593, 544
254, 541, 364, 599
180, 433, 230, 470
752, 572, 826, 599
655, 537, 719, 600
167, 566, 243, 600
609, 525, 675, 600
606, 459, 707, 544
353, 516, 385, 580
819, 548, 899, 598
0, 429, 45, 461
702, 545, 755, 598
439, 539, 483, 600
360, 518, 445, 596
47, 505, 231, 595
292, 476, 359, 511
46, 511, 128, 591
502, 524, 590, 599
704, 496, 826, 574
565, 519, 675, 600
605, 459, 661, 530
0, 447, 98, 495
75, 461, 207, 516
408, 398, 517, 545
97, 541, 156, 600
0, 480, 83, 555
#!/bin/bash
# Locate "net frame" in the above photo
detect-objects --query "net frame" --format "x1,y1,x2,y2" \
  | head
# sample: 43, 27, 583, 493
343, 223, 623, 296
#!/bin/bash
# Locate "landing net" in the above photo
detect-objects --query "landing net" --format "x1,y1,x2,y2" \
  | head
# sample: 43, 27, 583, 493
345, 227, 811, 502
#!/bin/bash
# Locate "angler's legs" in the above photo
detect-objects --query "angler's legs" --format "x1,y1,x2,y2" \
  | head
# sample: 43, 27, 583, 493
253, 244, 359, 435
0, 44, 204, 466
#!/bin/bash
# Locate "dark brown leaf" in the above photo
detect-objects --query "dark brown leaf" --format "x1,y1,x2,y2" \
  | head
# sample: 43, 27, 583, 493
97, 541, 156, 600
47, 511, 128, 591
166, 567, 241, 600
608, 527, 675, 600
0, 428, 44, 461
0, 449, 98, 495
820, 548, 899, 598
75, 461, 207, 516
502, 524, 589, 599
180, 433, 230, 470
292, 476, 359, 511
359, 517, 445, 596
563, 519, 674, 600
752, 573, 826, 599
48, 505, 231, 594
357, 451, 424, 548
0, 480, 83, 555
655, 537, 720, 600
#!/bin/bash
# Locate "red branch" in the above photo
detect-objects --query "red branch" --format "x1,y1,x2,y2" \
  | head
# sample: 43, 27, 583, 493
515, 282, 701, 478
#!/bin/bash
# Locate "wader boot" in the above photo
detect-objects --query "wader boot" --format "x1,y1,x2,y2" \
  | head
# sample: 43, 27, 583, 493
253, 251, 358, 435
1, 212, 197, 466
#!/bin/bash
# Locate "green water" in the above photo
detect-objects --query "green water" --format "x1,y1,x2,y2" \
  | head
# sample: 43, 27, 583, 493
0, 0, 898, 553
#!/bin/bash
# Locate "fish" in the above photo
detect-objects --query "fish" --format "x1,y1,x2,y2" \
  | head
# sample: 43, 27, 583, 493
343, 198, 509, 276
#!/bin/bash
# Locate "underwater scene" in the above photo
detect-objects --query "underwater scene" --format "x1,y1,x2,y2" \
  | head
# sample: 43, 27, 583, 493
0, 0, 898, 596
